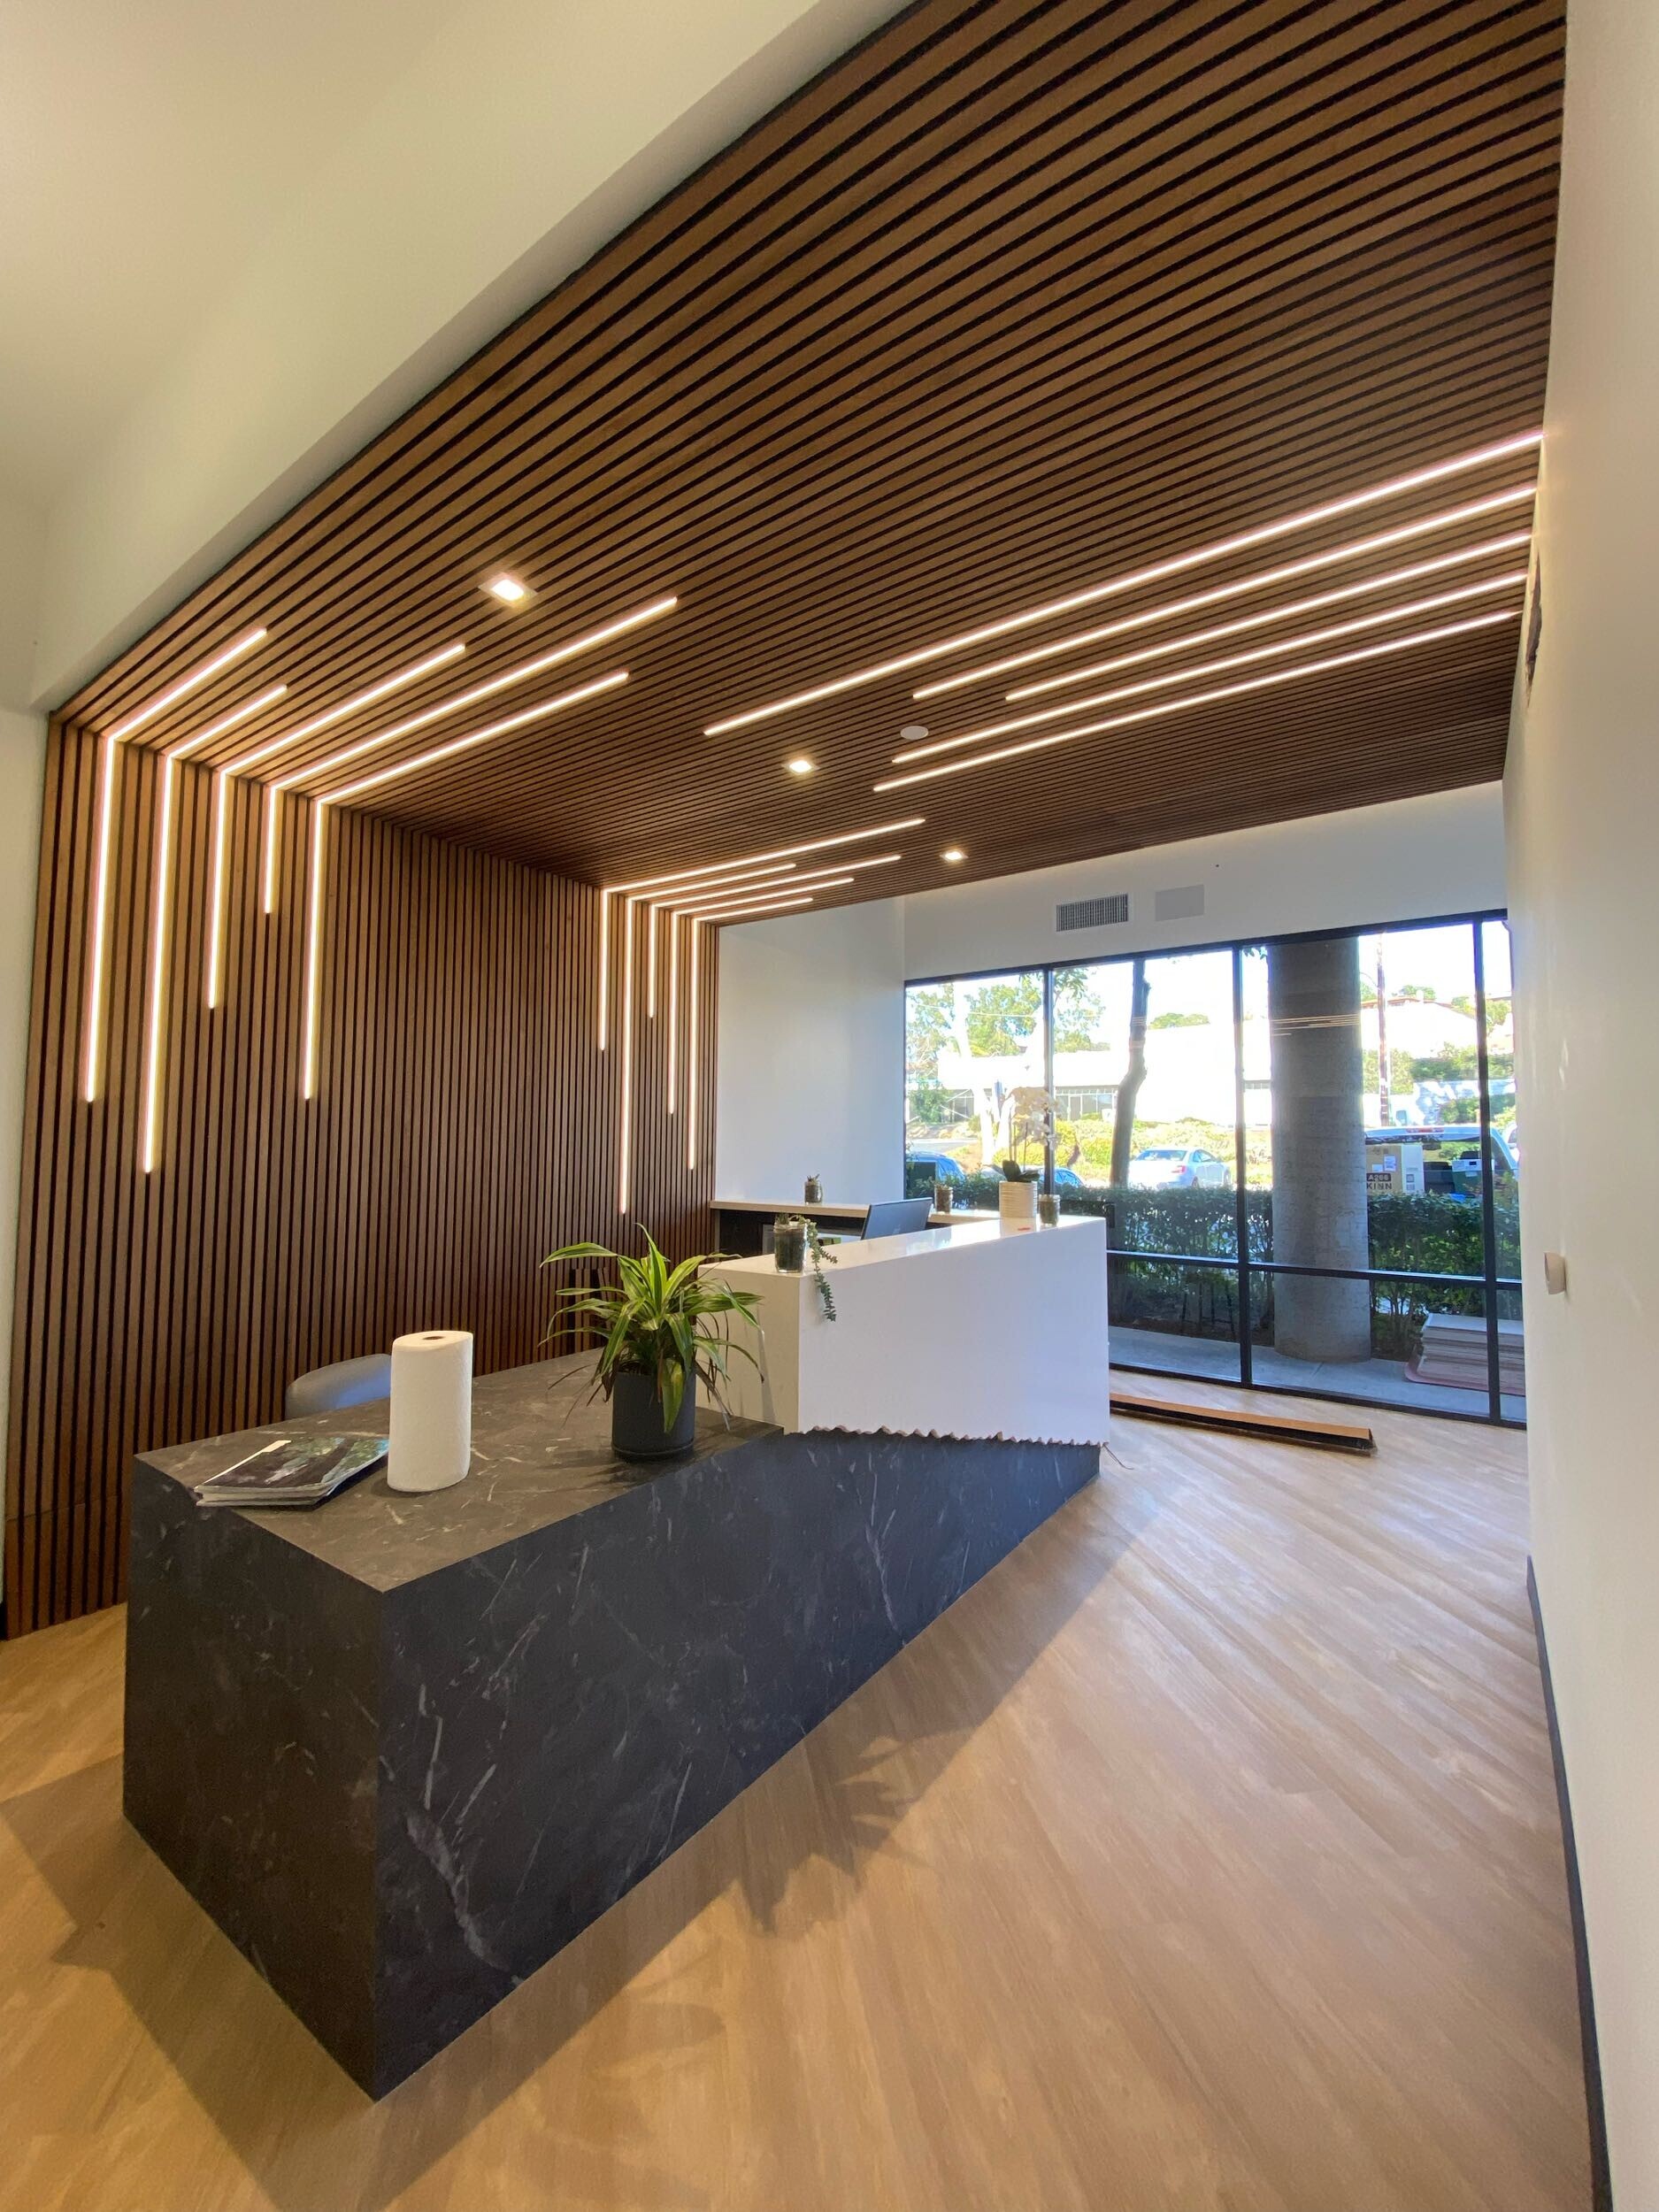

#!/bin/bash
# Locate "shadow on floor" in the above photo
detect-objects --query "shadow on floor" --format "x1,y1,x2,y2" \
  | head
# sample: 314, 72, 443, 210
3, 1463, 1159, 2212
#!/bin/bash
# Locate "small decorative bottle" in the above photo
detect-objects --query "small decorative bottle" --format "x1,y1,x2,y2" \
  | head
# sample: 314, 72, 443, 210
803, 1174, 824, 1204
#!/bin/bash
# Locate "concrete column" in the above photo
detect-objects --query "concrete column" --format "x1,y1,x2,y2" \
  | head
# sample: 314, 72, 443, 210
1267, 935, 1371, 1362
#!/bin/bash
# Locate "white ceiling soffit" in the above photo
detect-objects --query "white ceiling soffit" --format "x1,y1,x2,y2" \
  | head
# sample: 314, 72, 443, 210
3, 0, 909, 708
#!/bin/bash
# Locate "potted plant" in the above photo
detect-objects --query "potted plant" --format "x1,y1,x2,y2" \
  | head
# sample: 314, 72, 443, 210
997, 1157, 1041, 1228
772, 1214, 839, 1318
772, 1216, 808, 1272
541, 1229, 760, 1461
999, 1091, 1055, 1229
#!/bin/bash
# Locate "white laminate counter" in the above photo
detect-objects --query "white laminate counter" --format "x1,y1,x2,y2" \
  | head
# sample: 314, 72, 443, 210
709, 1216, 1110, 1448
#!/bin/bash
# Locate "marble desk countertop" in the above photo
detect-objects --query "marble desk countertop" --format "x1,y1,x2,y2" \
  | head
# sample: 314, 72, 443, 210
138, 1352, 772, 1593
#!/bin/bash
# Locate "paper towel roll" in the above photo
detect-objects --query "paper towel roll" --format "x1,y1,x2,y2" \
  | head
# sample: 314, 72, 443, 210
386, 1329, 473, 1493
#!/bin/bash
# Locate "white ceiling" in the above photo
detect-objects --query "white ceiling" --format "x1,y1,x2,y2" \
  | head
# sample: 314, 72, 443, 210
0, 0, 461, 504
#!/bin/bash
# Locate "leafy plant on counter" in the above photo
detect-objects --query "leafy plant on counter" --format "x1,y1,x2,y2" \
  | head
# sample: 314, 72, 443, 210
541, 1228, 760, 1427
775, 1214, 840, 1321
805, 1218, 839, 1322
998, 1157, 1041, 1184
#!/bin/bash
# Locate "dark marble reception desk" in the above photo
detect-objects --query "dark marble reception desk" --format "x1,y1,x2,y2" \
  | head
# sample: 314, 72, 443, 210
125, 1356, 1097, 2095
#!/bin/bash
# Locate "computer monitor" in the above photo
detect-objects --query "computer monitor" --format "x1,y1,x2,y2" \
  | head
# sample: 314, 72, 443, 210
860, 1198, 934, 1240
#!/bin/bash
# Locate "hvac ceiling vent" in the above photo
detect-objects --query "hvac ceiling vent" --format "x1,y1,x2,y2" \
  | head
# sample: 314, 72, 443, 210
1056, 893, 1129, 932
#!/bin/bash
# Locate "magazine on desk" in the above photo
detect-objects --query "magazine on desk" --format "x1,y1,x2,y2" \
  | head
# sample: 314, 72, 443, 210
194, 1433, 388, 1509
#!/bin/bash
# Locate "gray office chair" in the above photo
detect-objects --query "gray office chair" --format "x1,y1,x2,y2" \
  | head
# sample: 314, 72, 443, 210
284, 1353, 393, 1419
860, 1198, 934, 1240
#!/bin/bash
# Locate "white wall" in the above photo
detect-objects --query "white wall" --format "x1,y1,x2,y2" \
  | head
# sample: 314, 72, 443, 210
902, 785, 1506, 980
0, 710, 45, 1517
28, 0, 908, 704
0, 492, 47, 1519
717, 901, 905, 1204
1504, 0, 1659, 2195
0, 487, 43, 710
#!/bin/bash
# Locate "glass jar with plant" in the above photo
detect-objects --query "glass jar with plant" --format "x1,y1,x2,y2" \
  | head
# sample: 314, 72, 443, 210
541, 1230, 761, 1461
772, 1213, 838, 1319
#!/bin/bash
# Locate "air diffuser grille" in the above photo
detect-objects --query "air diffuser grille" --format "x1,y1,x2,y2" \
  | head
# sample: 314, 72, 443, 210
1056, 893, 1129, 931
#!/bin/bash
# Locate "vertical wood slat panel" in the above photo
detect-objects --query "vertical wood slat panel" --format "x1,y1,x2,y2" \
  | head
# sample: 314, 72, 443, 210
4, 723, 717, 1635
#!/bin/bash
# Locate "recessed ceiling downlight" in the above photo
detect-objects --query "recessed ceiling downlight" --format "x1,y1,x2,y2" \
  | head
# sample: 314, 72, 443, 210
899, 724, 929, 741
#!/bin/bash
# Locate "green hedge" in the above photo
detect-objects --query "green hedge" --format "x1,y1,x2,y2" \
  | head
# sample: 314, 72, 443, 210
906, 1164, 1518, 1356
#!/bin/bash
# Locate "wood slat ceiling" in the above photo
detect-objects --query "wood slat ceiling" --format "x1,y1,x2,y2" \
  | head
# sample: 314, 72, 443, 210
61, 0, 1562, 913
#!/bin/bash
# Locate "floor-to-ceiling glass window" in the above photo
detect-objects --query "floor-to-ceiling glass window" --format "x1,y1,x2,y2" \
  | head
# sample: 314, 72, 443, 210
1058, 948, 1245, 1376
902, 911, 1522, 1425
1244, 920, 1505, 1418
903, 969, 1048, 1199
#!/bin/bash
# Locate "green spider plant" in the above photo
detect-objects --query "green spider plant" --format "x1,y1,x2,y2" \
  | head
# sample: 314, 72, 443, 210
541, 1228, 761, 1429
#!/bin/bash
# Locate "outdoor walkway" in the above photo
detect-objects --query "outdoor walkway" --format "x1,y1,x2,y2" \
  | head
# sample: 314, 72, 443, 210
1110, 1325, 1526, 1423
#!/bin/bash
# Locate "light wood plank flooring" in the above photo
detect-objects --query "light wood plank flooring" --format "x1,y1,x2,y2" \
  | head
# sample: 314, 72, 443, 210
0, 1386, 1591, 2211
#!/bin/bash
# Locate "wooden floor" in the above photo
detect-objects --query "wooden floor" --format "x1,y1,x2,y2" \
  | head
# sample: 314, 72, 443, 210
0, 1386, 1591, 2212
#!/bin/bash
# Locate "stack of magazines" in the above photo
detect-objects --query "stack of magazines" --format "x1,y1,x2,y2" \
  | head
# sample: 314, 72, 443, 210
194, 1434, 388, 1509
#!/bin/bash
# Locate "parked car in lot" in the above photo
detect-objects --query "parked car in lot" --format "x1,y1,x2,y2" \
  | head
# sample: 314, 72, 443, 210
1127, 1145, 1232, 1190
906, 1151, 967, 1187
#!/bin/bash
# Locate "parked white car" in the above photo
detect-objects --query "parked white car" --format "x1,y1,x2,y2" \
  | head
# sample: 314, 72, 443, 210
1127, 1145, 1232, 1190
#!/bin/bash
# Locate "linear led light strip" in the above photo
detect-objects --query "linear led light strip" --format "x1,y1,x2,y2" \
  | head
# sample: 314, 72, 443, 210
606, 821, 922, 1212
641, 849, 904, 1013
640, 862, 804, 1016
995, 532, 1532, 701
659, 882, 800, 1106
687, 894, 830, 918
598, 815, 925, 1049
894, 575, 1527, 761
925, 495, 1539, 700
265, 598, 674, 914
300, 671, 627, 1101
614, 878, 834, 1208
138, 687, 288, 1172
202, 643, 467, 1002
81, 626, 271, 1103
234, 643, 466, 779
873, 611, 1520, 791
685, 923, 703, 1178
106, 625, 269, 742
702, 434, 1541, 734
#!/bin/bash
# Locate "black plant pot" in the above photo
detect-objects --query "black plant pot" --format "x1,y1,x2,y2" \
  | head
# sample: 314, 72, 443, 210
611, 1367, 696, 1461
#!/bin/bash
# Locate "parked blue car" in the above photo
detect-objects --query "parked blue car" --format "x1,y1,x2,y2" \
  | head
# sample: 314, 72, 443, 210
907, 1151, 967, 1186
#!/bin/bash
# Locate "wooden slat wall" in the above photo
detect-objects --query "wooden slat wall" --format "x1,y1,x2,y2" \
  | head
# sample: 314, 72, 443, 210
3, 723, 717, 1636
52, 0, 1563, 904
